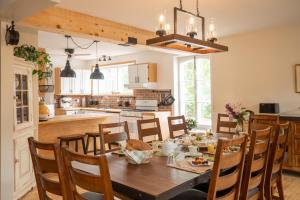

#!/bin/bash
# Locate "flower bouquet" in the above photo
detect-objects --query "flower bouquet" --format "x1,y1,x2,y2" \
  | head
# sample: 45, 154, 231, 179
225, 103, 248, 133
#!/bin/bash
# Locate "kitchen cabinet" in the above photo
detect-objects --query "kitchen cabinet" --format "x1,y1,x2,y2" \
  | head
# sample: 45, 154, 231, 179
13, 58, 35, 199
127, 63, 157, 89
56, 68, 91, 95
280, 116, 300, 173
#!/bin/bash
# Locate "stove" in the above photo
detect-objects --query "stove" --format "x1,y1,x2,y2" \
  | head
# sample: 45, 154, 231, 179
120, 100, 158, 118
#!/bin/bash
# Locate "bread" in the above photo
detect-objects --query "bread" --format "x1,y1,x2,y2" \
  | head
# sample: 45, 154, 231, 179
126, 139, 152, 151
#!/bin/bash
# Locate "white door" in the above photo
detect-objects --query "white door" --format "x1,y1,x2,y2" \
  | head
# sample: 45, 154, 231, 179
128, 65, 138, 84
14, 131, 34, 196
137, 64, 149, 83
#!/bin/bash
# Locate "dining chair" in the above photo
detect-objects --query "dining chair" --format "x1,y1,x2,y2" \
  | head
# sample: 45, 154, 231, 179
62, 147, 114, 200
216, 113, 238, 134
249, 114, 279, 133
137, 118, 163, 142
85, 130, 111, 155
171, 135, 248, 200
99, 121, 130, 154
28, 137, 71, 200
168, 115, 188, 138
58, 134, 86, 154
265, 122, 290, 200
240, 126, 272, 200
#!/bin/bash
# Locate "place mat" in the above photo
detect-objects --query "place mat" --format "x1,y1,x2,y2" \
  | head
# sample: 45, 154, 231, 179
168, 159, 212, 174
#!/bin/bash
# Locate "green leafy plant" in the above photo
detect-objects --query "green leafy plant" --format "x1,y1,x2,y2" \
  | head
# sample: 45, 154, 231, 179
186, 118, 198, 131
13, 45, 53, 80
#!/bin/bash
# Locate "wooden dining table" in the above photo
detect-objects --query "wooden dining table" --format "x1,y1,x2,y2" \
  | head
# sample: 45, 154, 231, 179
106, 154, 211, 200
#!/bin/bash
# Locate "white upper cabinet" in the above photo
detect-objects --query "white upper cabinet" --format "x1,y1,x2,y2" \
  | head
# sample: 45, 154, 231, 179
137, 64, 149, 83
60, 69, 91, 95
127, 63, 157, 89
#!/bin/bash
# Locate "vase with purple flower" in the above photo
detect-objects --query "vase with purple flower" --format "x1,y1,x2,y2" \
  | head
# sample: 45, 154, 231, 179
225, 103, 247, 134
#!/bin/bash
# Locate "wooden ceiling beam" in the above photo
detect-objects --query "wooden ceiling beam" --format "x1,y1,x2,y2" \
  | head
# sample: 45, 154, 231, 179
18, 6, 155, 45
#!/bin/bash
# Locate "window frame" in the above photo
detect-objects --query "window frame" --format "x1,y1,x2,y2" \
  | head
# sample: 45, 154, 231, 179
176, 56, 212, 129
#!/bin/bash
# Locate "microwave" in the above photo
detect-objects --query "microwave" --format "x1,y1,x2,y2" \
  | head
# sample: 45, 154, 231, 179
259, 103, 279, 114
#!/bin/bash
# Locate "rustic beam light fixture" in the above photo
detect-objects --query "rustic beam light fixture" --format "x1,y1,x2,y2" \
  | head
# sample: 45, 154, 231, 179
147, 0, 228, 54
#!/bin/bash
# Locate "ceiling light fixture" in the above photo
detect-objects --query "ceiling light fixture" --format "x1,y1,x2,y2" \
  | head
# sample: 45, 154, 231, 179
146, 0, 228, 54
90, 41, 104, 80
60, 36, 76, 78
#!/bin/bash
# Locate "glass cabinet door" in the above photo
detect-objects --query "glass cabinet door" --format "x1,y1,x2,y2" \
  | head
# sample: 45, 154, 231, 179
15, 73, 30, 126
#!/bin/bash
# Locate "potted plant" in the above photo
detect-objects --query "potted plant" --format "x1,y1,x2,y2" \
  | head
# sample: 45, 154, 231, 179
13, 44, 53, 80
186, 118, 198, 131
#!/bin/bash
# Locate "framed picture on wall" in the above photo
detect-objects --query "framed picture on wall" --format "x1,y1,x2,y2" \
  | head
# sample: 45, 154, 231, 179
295, 64, 300, 93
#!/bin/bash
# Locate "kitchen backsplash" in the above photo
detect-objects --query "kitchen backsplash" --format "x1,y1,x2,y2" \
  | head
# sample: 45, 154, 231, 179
55, 89, 173, 111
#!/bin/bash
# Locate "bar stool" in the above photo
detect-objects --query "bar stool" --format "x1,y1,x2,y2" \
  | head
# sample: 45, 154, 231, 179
85, 131, 110, 155
58, 134, 86, 154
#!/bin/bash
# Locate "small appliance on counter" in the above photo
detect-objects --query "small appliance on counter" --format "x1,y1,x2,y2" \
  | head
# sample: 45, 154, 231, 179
39, 101, 49, 121
259, 103, 279, 114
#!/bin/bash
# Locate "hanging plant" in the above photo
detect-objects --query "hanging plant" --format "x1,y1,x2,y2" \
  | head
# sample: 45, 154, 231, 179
13, 44, 53, 80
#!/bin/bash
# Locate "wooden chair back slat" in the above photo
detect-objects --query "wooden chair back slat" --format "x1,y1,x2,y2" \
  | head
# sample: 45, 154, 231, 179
137, 118, 163, 142
240, 127, 272, 200
220, 151, 243, 169
36, 156, 58, 173
217, 169, 239, 191
217, 189, 236, 200
28, 137, 70, 200
168, 115, 188, 138
248, 172, 263, 189
99, 122, 130, 154
207, 135, 247, 200
216, 113, 238, 134
40, 176, 63, 196
62, 147, 114, 200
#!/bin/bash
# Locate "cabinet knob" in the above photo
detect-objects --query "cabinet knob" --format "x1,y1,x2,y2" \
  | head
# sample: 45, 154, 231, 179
14, 159, 19, 164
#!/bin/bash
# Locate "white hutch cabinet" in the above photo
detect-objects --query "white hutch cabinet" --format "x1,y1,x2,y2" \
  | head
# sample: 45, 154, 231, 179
13, 58, 35, 199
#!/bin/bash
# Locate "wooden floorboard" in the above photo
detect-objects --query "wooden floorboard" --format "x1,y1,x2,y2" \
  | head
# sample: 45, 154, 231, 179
20, 173, 300, 200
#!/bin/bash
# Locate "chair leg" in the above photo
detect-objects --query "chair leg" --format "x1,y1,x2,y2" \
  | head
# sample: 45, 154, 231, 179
93, 136, 97, 155
75, 140, 78, 152
277, 175, 285, 200
265, 181, 272, 200
66, 141, 69, 147
81, 138, 86, 154
86, 136, 90, 153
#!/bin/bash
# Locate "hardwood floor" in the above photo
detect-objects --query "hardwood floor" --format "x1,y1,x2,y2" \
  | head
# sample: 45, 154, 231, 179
21, 173, 300, 200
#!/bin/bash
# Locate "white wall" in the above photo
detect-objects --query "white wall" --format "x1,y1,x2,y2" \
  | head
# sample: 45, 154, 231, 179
88, 51, 176, 90
0, 21, 39, 200
211, 23, 300, 126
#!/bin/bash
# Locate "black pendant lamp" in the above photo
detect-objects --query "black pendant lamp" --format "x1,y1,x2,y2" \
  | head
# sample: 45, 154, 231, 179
60, 56, 76, 78
60, 36, 76, 78
90, 41, 104, 79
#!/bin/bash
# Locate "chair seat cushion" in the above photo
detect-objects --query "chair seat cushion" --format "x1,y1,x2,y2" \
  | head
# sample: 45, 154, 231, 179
171, 189, 207, 200
81, 192, 104, 200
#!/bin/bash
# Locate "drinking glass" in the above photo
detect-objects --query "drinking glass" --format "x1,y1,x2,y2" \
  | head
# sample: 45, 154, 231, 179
167, 154, 175, 166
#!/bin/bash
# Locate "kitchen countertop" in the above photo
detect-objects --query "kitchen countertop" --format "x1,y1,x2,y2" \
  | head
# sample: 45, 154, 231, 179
39, 113, 115, 125
57, 107, 122, 113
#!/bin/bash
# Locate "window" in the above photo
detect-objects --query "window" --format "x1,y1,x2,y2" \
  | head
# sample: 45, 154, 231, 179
92, 62, 133, 95
177, 56, 211, 129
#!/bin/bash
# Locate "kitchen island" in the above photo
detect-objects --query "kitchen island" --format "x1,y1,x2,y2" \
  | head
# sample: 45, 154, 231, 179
38, 113, 118, 144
